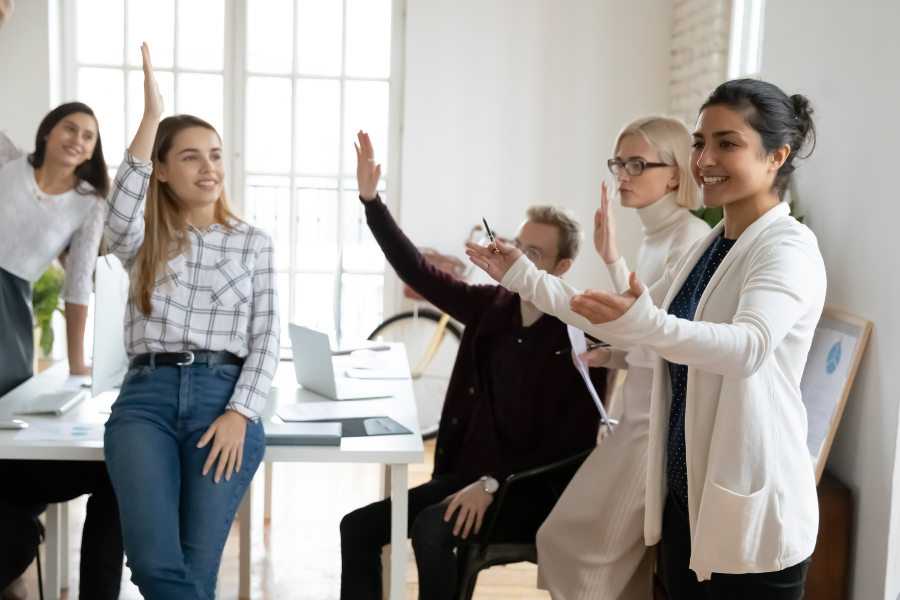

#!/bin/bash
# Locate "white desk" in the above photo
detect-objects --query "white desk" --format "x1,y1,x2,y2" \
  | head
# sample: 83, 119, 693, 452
0, 344, 424, 600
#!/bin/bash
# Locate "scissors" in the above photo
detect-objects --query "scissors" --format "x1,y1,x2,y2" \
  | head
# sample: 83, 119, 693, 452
482, 217, 500, 253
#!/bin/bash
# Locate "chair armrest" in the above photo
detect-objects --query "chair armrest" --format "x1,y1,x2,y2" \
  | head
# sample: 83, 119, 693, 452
479, 447, 595, 549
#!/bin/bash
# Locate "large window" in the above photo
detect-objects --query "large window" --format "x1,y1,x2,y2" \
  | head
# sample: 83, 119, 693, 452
63, 0, 404, 344
728, 0, 766, 78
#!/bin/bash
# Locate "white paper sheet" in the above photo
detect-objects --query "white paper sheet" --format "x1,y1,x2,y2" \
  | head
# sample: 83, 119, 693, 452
567, 325, 613, 434
277, 402, 388, 422
13, 422, 105, 442
800, 320, 859, 460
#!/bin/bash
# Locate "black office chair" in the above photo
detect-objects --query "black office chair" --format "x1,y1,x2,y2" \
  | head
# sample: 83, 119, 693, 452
454, 448, 594, 600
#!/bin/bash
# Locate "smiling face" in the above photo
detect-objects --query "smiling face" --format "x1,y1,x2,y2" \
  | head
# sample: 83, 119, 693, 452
691, 105, 788, 208
155, 126, 225, 210
614, 133, 680, 209
43, 113, 98, 168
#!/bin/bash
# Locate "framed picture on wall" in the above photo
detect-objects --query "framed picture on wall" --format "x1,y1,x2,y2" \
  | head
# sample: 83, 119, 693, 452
801, 308, 873, 484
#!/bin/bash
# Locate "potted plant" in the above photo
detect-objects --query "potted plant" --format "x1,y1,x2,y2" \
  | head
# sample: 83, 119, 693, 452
32, 263, 65, 364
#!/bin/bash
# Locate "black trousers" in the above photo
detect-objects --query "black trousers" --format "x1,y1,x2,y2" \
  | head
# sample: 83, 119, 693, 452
659, 492, 811, 600
340, 473, 564, 600
0, 460, 124, 600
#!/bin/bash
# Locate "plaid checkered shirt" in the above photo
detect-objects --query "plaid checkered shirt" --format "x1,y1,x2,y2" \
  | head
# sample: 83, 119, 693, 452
104, 152, 280, 421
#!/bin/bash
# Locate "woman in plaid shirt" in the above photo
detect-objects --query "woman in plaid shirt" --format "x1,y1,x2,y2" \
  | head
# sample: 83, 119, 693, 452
102, 44, 279, 600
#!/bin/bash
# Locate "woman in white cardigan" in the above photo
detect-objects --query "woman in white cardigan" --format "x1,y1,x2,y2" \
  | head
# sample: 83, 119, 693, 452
535, 116, 709, 600
467, 79, 825, 599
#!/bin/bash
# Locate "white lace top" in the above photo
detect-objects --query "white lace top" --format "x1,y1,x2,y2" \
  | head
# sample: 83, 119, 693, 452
0, 130, 106, 305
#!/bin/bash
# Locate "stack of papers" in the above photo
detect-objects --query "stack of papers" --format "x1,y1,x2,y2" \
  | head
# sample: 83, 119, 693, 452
14, 422, 105, 442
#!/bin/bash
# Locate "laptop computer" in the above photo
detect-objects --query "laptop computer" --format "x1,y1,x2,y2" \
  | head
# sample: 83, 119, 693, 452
288, 324, 393, 401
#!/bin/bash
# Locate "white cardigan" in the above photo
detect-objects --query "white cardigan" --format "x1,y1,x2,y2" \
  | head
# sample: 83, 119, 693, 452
501, 202, 826, 579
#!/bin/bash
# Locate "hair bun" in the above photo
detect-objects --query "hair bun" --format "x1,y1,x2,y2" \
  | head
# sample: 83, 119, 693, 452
789, 94, 816, 156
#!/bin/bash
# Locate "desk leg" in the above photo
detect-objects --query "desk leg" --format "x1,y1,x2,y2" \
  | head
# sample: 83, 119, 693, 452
389, 464, 408, 600
45, 503, 61, 600
60, 501, 69, 590
263, 462, 273, 523
238, 482, 252, 600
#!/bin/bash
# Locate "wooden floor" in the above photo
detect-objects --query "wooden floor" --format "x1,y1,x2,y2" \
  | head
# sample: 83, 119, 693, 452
16, 439, 551, 600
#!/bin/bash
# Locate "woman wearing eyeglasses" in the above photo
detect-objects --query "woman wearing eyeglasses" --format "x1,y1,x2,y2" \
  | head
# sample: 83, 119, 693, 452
528, 116, 709, 599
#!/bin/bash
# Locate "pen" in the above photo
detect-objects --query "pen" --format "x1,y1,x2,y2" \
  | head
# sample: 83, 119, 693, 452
555, 342, 611, 355
482, 217, 500, 253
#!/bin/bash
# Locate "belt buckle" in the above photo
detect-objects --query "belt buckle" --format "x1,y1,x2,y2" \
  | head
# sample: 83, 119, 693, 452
177, 350, 195, 366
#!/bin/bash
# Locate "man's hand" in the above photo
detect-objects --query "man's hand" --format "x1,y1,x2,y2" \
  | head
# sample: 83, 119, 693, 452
443, 482, 494, 539
355, 131, 381, 201
198, 409, 249, 483
465, 240, 523, 283
570, 272, 645, 325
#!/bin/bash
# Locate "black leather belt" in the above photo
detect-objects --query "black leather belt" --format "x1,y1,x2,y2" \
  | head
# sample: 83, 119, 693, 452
130, 351, 245, 368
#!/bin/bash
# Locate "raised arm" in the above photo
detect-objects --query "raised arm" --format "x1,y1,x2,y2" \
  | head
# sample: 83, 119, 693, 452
570, 237, 826, 378
356, 131, 492, 325
104, 43, 163, 268
594, 181, 632, 293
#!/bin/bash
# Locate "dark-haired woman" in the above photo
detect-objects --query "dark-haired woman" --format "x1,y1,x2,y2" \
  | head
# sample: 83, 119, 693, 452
468, 78, 825, 599
0, 106, 124, 599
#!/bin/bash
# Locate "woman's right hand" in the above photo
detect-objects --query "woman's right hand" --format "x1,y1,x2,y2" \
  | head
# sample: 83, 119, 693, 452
354, 131, 381, 201
594, 181, 621, 265
571, 346, 612, 369
128, 43, 163, 165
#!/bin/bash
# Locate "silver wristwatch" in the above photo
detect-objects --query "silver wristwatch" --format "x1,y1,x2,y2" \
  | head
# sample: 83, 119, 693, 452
479, 475, 499, 494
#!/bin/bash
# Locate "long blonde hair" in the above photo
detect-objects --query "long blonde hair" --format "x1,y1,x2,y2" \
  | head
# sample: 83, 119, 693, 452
613, 116, 701, 210
133, 115, 243, 314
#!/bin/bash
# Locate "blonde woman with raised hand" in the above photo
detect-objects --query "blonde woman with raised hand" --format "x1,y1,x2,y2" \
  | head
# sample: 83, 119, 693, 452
102, 44, 279, 600
531, 117, 709, 599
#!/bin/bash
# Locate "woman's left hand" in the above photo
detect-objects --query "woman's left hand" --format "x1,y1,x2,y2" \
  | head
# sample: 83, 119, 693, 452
198, 410, 249, 483
570, 272, 645, 324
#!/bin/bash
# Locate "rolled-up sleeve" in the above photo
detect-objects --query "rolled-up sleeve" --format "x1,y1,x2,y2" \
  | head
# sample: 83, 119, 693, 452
227, 232, 280, 421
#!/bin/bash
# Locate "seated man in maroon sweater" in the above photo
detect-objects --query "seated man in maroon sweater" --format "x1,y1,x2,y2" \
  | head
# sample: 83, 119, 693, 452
340, 132, 607, 600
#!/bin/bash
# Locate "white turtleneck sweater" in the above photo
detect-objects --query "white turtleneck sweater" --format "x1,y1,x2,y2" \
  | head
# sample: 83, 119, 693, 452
604, 192, 711, 369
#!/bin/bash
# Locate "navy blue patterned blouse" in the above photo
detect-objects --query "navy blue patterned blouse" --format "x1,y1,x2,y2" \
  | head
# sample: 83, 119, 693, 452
666, 235, 737, 513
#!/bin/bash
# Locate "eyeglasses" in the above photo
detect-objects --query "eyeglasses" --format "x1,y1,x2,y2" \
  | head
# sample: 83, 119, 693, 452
513, 241, 547, 265
607, 158, 672, 176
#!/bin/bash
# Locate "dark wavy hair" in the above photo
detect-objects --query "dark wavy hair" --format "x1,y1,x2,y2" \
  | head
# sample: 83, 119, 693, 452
701, 79, 816, 193
28, 102, 110, 198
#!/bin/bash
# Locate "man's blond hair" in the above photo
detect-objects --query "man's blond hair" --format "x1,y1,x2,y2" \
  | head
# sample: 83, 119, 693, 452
525, 205, 583, 261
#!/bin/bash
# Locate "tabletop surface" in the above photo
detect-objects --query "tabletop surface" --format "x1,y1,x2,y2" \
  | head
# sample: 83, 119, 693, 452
0, 344, 424, 464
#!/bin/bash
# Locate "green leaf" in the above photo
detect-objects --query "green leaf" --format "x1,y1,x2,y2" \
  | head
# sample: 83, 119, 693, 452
32, 265, 65, 357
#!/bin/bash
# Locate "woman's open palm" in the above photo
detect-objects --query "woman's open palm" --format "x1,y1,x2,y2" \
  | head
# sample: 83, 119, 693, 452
570, 272, 645, 324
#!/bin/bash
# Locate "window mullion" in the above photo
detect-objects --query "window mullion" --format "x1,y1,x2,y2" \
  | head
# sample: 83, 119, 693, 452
289, 0, 300, 327
122, 0, 130, 153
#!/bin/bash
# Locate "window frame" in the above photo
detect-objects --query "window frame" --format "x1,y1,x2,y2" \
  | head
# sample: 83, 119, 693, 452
728, 0, 766, 79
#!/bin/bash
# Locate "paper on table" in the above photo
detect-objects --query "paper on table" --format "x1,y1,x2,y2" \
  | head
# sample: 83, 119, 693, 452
14, 422, 105, 442
278, 402, 389, 422
568, 325, 613, 434
345, 368, 409, 380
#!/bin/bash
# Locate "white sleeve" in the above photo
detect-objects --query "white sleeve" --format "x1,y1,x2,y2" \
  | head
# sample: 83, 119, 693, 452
588, 237, 826, 378
605, 257, 632, 294
0, 129, 23, 168
104, 152, 151, 269
60, 196, 106, 305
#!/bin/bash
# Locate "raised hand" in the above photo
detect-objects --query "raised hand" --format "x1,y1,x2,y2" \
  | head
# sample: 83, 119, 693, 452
570, 271, 645, 324
465, 239, 523, 283
128, 43, 163, 164
141, 42, 164, 120
594, 180, 621, 264
354, 131, 381, 201
0, 0, 13, 31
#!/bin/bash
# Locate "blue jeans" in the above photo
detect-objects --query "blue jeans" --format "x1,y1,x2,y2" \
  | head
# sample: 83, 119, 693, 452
104, 362, 265, 600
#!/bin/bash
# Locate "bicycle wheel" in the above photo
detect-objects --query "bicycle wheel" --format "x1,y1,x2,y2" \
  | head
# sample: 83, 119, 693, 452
368, 310, 462, 439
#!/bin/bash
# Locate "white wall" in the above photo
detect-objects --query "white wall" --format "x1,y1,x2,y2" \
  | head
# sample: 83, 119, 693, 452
400, 0, 674, 293
760, 2, 900, 598
0, 0, 54, 150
